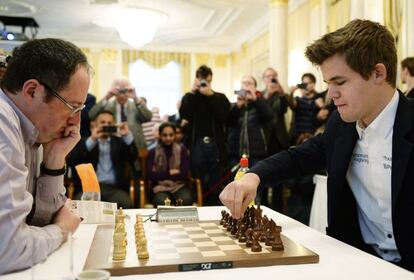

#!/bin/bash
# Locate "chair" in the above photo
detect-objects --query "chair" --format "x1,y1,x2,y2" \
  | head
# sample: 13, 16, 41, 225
129, 148, 148, 207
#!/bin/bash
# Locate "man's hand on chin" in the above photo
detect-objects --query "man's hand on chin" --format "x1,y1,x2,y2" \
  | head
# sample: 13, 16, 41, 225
42, 125, 81, 169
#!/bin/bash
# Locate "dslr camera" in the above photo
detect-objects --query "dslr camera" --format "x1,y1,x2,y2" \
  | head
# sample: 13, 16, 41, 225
118, 88, 130, 94
101, 125, 118, 134
296, 83, 308, 89
271, 78, 278, 84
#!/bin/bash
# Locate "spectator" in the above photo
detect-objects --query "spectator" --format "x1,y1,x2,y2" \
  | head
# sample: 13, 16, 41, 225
68, 110, 137, 208
147, 122, 192, 206
89, 78, 152, 174
180, 65, 230, 205
400, 57, 414, 98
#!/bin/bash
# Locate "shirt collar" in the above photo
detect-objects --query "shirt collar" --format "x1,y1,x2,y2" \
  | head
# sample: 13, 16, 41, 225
355, 90, 399, 140
0, 89, 39, 146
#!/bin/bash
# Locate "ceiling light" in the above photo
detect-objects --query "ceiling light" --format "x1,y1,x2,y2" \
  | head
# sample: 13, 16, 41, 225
95, 5, 167, 48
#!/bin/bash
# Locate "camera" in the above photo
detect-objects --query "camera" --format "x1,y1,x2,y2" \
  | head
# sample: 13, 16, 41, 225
271, 78, 278, 84
297, 83, 308, 89
234, 89, 247, 97
101, 125, 118, 134
199, 79, 208, 87
118, 88, 129, 94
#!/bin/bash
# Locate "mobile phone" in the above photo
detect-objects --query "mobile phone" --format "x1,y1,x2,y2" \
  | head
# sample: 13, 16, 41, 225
102, 125, 118, 134
234, 89, 246, 97
297, 83, 308, 89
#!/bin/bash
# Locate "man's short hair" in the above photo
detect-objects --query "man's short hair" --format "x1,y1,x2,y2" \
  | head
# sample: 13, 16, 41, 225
93, 110, 115, 121
196, 65, 213, 79
1, 38, 90, 98
305, 19, 397, 87
401, 57, 414, 76
301, 73, 316, 83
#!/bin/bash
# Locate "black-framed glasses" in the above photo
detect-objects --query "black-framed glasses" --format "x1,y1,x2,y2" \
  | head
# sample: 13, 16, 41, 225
39, 81, 85, 117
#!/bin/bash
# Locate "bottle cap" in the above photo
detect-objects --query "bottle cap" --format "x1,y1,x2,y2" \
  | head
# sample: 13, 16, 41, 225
240, 156, 249, 168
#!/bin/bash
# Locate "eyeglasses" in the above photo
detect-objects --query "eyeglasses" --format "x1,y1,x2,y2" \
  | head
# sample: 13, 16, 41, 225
39, 81, 85, 117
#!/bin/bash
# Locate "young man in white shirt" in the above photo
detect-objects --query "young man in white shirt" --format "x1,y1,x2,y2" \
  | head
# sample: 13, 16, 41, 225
0, 39, 90, 274
220, 19, 414, 272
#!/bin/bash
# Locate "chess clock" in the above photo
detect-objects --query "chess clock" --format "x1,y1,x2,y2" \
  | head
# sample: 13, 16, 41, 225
156, 205, 199, 222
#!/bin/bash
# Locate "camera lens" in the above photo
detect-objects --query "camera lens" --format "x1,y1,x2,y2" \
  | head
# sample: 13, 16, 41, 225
199, 79, 208, 87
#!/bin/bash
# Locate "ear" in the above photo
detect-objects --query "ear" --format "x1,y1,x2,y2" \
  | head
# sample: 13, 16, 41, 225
373, 63, 387, 84
21, 79, 40, 100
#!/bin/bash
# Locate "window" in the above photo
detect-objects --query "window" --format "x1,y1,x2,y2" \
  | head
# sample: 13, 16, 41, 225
129, 60, 181, 117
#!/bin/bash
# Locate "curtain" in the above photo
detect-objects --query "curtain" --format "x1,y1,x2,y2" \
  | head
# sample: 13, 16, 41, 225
384, 0, 403, 42
327, 0, 351, 32
122, 50, 191, 93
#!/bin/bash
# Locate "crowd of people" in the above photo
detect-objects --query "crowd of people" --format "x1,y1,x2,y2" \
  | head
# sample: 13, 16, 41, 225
1, 18, 414, 274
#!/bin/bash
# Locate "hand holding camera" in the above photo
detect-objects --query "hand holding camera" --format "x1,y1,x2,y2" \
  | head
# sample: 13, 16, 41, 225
191, 78, 213, 96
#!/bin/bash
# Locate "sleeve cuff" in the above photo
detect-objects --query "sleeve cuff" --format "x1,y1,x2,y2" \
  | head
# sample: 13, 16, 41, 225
122, 132, 134, 145
85, 137, 97, 151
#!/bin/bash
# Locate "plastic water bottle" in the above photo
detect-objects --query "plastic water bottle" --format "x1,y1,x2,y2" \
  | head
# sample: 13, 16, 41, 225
234, 155, 249, 180
234, 155, 255, 207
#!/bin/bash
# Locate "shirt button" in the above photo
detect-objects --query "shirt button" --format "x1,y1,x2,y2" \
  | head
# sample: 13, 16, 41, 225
387, 234, 392, 238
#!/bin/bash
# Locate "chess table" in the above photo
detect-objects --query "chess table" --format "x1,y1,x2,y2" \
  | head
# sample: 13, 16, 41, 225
4, 206, 413, 280
84, 219, 318, 276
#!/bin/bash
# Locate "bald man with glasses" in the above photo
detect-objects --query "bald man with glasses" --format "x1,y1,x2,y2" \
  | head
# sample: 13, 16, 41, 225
0, 38, 90, 274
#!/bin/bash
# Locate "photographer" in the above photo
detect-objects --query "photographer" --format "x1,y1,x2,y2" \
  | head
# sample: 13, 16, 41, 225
228, 75, 273, 205
89, 78, 151, 175
288, 73, 324, 143
179, 65, 230, 205
68, 110, 137, 208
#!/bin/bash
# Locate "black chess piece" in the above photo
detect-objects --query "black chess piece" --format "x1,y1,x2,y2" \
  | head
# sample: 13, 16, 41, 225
238, 224, 247, 243
245, 228, 254, 247
251, 232, 262, 252
220, 210, 226, 225
176, 198, 183, 206
230, 219, 238, 235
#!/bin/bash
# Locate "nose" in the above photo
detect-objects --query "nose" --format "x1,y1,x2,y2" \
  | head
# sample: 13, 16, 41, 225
327, 85, 339, 100
68, 111, 81, 125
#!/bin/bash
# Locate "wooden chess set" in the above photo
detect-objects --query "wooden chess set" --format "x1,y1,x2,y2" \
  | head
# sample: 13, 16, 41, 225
84, 206, 319, 276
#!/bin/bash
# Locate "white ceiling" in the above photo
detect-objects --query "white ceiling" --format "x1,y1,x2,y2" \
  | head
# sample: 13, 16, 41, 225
0, 0, 271, 53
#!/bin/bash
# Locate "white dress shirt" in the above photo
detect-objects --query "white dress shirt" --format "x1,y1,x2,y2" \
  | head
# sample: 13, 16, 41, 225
346, 91, 400, 262
0, 89, 66, 274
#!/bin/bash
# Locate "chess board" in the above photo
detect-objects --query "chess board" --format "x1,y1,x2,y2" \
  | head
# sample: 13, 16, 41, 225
84, 220, 319, 276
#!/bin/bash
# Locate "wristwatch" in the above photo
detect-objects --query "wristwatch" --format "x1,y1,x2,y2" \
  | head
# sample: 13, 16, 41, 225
40, 162, 66, 176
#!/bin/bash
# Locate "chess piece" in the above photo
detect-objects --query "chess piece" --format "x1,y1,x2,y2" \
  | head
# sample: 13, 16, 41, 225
271, 226, 284, 251
238, 224, 247, 243
230, 219, 238, 235
113, 223, 127, 260
220, 210, 226, 225
251, 232, 262, 252
245, 228, 254, 247
136, 237, 149, 259
176, 198, 183, 206
115, 207, 125, 224
164, 197, 171, 206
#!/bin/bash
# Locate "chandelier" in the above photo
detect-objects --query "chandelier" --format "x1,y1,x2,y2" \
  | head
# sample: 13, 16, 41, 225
96, 5, 167, 48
